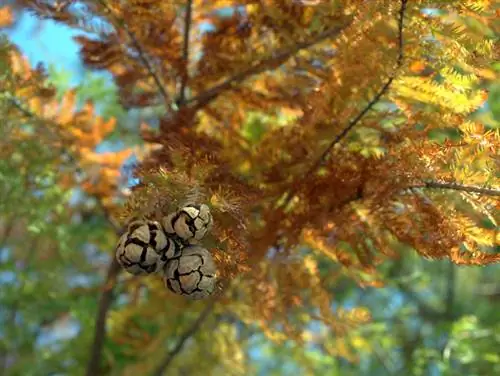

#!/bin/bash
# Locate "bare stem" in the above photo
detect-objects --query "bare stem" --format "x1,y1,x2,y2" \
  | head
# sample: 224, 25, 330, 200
152, 298, 217, 376
277, 0, 408, 211
308, 0, 407, 174
0, 216, 15, 251
185, 21, 352, 109
5, 97, 36, 118
97, 0, 173, 109
414, 181, 500, 197
445, 262, 455, 318
85, 258, 122, 376
85, 204, 123, 376
178, 0, 193, 105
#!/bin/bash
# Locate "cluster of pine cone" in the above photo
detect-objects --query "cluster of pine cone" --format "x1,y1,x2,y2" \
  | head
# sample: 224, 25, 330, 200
115, 204, 217, 300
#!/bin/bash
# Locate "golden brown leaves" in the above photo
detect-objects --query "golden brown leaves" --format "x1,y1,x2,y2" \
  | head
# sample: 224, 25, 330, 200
4, 44, 128, 210
74, 37, 123, 70
0, 6, 13, 28
237, 255, 372, 347
393, 76, 488, 114
77, 1, 499, 298
12, 1, 500, 360
118, 159, 257, 284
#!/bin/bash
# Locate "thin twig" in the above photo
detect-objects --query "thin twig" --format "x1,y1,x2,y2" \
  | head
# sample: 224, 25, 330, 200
85, 203, 123, 376
397, 280, 446, 320
444, 261, 455, 318
373, 347, 397, 375
308, 76, 397, 176
384, 261, 446, 321
97, 0, 173, 108
413, 181, 500, 197
152, 298, 217, 376
85, 258, 122, 376
276, 0, 408, 211
5, 97, 36, 118
307, 0, 407, 175
177, 0, 193, 105
0, 217, 15, 251
185, 22, 352, 109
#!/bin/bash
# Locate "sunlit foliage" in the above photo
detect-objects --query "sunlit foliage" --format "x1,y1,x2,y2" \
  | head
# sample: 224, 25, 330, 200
1, 0, 499, 375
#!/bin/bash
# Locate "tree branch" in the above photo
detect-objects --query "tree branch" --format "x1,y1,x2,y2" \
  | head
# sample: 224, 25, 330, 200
307, 0, 408, 174
85, 257, 122, 376
152, 298, 217, 376
0, 216, 15, 253
399, 281, 446, 320
373, 346, 397, 375
413, 181, 500, 197
444, 261, 455, 318
177, 0, 193, 106
5, 96, 37, 118
276, 0, 408, 212
184, 21, 352, 109
85, 203, 123, 376
97, 0, 173, 109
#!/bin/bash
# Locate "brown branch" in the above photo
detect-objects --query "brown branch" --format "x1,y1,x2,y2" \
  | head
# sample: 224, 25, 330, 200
152, 298, 217, 376
307, 0, 407, 174
184, 21, 352, 109
387, 261, 446, 321
97, 0, 173, 109
413, 181, 500, 197
276, 0, 408, 212
177, 0, 193, 106
85, 257, 122, 376
373, 347, 397, 375
399, 282, 446, 320
0, 216, 15, 250
5, 97, 37, 118
444, 261, 455, 318
85, 203, 123, 376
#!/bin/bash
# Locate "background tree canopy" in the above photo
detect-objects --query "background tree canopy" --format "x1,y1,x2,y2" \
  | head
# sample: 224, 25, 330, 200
0, 1, 499, 375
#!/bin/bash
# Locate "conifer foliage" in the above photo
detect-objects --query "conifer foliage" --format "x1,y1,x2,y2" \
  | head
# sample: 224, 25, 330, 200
2, 0, 499, 374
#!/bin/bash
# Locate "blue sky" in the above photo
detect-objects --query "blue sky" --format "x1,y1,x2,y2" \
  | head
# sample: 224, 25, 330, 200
5, 6, 234, 80
7, 11, 86, 83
